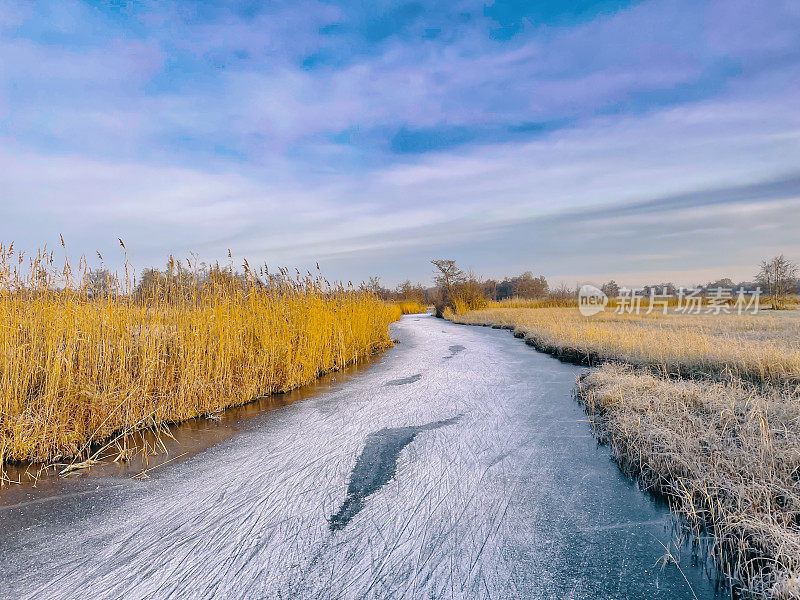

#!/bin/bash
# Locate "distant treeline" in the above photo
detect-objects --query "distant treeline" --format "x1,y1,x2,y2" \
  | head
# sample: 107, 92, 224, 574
417, 254, 800, 314
367, 271, 554, 305
600, 278, 768, 298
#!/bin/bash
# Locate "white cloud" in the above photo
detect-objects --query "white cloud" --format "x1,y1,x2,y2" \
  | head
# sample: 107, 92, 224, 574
2, 74, 799, 285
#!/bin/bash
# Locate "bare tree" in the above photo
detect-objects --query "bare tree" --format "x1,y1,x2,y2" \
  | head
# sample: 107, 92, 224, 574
601, 280, 620, 298
756, 254, 798, 309
366, 275, 388, 299
511, 272, 548, 298
549, 282, 575, 301
83, 268, 116, 298
481, 278, 498, 301
395, 279, 426, 304
430, 259, 466, 311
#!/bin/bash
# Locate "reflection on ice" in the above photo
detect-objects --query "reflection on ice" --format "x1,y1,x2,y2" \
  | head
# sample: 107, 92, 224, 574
330, 416, 461, 531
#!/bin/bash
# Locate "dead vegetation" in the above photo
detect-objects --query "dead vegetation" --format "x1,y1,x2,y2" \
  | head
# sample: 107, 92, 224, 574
452, 308, 800, 384
579, 366, 800, 598
0, 242, 401, 469
450, 306, 800, 598
395, 300, 428, 314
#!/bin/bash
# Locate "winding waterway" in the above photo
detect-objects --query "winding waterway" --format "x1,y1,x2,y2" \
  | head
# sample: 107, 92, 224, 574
0, 313, 725, 599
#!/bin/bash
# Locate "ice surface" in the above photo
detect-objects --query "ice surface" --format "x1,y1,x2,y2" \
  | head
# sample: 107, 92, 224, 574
0, 314, 723, 599
329, 416, 461, 531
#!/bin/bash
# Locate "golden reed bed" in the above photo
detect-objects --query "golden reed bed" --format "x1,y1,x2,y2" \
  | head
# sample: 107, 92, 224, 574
394, 300, 428, 315
0, 245, 401, 465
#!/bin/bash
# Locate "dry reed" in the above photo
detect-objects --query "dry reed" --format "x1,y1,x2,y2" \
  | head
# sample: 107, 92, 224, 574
450, 305, 800, 597
395, 300, 428, 314
483, 297, 578, 309
580, 366, 800, 598
0, 243, 401, 465
452, 308, 800, 384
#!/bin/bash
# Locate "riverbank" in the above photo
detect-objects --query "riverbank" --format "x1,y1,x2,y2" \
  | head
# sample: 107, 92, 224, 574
394, 300, 428, 314
449, 307, 800, 598
0, 284, 400, 469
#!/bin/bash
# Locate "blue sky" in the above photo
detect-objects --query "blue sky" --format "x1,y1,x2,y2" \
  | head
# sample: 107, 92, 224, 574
1, 0, 799, 287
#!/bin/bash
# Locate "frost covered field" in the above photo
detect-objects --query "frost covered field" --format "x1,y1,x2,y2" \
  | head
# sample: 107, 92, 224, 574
452, 307, 800, 597
0, 314, 720, 599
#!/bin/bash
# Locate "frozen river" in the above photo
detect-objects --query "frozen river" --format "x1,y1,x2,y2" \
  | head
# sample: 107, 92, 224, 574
0, 313, 724, 599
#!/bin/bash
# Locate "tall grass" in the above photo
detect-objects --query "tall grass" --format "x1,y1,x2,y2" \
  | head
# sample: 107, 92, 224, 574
395, 300, 428, 314
484, 297, 578, 309
447, 296, 577, 316
580, 366, 800, 598
0, 244, 401, 465
452, 307, 800, 384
